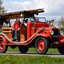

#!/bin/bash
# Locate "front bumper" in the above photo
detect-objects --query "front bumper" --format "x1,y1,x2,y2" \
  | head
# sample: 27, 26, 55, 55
58, 35, 64, 44
51, 35, 64, 44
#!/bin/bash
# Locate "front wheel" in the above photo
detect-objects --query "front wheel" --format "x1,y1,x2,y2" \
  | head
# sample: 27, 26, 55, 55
58, 45, 64, 55
35, 37, 48, 54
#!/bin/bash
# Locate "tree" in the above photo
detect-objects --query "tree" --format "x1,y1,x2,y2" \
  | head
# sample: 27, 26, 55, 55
58, 16, 64, 31
0, 0, 5, 13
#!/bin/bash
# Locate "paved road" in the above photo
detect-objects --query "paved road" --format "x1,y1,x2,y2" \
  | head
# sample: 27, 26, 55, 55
0, 51, 64, 57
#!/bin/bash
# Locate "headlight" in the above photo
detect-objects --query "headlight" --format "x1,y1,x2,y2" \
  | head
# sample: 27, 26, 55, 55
60, 31, 64, 35
50, 30, 54, 35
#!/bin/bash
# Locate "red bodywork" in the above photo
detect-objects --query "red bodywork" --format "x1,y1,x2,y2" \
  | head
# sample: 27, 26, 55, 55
1, 21, 64, 46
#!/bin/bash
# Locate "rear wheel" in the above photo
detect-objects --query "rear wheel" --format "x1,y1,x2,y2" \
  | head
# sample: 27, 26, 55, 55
58, 45, 64, 55
35, 37, 48, 54
0, 37, 8, 53
18, 46, 28, 53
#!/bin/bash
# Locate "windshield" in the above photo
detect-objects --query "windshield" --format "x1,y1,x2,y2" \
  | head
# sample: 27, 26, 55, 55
23, 17, 46, 22
34, 17, 46, 22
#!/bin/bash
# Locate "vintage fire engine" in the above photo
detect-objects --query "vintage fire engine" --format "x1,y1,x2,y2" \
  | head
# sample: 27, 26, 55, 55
0, 9, 64, 54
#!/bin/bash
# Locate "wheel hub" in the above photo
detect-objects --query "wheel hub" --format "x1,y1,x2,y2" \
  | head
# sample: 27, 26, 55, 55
38, 40, 45, 51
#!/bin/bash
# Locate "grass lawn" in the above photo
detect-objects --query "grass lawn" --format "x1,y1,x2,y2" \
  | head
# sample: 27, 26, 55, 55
0, 55, 64, 64
0, 47, 63, 64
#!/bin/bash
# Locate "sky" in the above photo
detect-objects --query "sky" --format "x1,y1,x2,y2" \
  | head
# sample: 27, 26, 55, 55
3, 0, 64, 22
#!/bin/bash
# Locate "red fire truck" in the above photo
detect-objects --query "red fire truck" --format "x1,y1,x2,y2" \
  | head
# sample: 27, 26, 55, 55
0, 9, 64, 54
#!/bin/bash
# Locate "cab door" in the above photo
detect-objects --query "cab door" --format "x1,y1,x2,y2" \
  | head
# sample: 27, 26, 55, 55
27, 22, 36, 39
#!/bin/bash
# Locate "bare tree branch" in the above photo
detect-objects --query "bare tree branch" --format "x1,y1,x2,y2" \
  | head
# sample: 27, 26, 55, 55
0, 0, 6, 13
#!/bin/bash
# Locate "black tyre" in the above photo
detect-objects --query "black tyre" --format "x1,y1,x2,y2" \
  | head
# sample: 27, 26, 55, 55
18, 46, 28, 53
35, 37, 48, 54
58, 45, 64, 55
0, 37, 8, 53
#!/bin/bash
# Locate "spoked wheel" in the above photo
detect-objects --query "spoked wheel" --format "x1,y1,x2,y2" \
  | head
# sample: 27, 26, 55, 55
35, 37, 48, 54
0, 37, 8, 53
18, 46, 29, 53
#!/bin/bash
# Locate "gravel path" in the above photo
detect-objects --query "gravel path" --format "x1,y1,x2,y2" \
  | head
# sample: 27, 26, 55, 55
0, 51, 63, 57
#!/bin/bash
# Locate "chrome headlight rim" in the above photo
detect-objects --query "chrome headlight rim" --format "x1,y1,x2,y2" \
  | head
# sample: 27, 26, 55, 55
60, 31, 64, 35
50, 30, 54, 35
